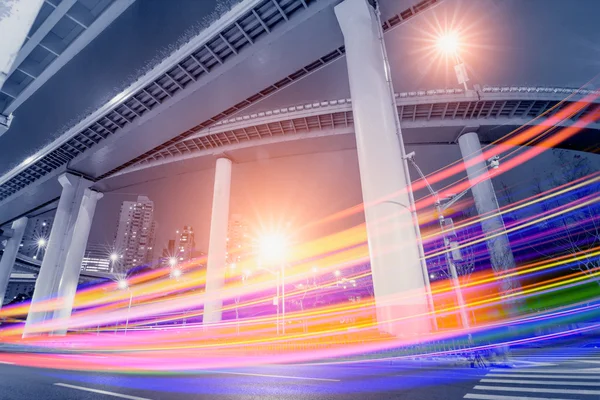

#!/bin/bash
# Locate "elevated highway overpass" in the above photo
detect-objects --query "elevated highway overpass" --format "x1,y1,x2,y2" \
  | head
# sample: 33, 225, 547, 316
1, 85, 599, 226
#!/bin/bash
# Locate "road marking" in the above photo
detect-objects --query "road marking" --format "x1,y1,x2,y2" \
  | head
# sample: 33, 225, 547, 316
487, 373, 600, 379
54, 383, 152, 400
474, 384, 600, 396
511, 360, 557, 367
0, 361, 15, 365
481, 378, 600, 386
490, 368, 600, 374
200, 370, 340, 382
465, 394, 574, 400
573, 360, 600, 364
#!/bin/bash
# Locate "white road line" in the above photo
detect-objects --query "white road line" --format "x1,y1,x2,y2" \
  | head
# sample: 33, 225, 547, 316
474, 384, 600, 396
574, 360, 600, 364
511, 360, 557, 367
0, 361, 15, 365
53, 383, 152, 400
490, 368, 600, 374
464, 393, 575, 400
487, 373, 600, 379
481, 378, 600, 386
200, 370, 340, 382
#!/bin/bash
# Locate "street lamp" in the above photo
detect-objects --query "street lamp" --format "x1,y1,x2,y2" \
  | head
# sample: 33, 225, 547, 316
436, 31, 459, 55
168, 257, 177, 267
437, 31, 469, 91
171, 268, 182, 279
117, 279, 133, 336
35, 238, 47, 259
109, 252, 121, 274
258, 233, 288, 335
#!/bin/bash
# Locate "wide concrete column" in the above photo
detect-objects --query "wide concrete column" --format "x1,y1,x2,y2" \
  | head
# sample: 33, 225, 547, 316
335, 0, 430, 337
23, 173, 92, 337
458, 132, 518, 299
203, 158, 232, 326
0, 217, 28, 308
52, 189, 103, 336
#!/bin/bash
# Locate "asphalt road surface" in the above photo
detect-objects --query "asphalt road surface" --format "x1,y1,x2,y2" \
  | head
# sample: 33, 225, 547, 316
1, 344, 600, 399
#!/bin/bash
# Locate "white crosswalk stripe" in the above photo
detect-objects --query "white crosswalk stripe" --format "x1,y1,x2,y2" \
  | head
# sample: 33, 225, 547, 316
464, 395, 575, 400
464, 366, 600, 399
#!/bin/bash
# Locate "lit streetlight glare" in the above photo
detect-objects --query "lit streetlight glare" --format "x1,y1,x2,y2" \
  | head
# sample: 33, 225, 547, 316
334, 270, 341, 277
37, 238, 46, 247
437, 31, 459, 55
110, 253, 119, 262
171, 268, 182, 278
258, 233, 288, 263
117, 280, 128, 290
169, 257, 177, 267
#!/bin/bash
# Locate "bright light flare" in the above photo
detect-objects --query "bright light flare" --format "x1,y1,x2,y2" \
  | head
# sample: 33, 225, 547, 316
168, 257, 177, 267
37, 238, 46, 247
436, 31, 460, 55
258, 234, 288, 264
171, 269, 182, 279
117, 280, 128, 290
110, 253, 119, 262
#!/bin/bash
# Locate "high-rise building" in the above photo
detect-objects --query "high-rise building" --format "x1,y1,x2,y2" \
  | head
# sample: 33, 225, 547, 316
20, 214, 53, 260
227, 214, 252, 264
162, 239, 175, 258
80, 243, 112, 273
176, 225, 195, 262
113, 196, 157, 271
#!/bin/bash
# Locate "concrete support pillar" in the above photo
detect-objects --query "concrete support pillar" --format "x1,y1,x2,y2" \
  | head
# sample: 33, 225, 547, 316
0, 0, 44, 88
458, 132, 518, 299
0, 217, 28, 308
335, 0, 430, 337
23, 173, 92, 337
0, 0, 44, 134
203, 158, 232, 326
52, 189, 103, 336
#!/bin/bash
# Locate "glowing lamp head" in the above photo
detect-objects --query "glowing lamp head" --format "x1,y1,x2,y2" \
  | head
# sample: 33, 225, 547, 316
37, 238, 47, 247
334, 270, 341, 277
437, 32, 460, 55
110, 253, 119, 262
172, 268, 182, 278
168, 257, 177, 267
258, 234, 287, 263
117, 279, 128, 290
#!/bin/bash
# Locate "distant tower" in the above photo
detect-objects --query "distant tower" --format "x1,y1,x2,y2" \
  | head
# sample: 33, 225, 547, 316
113, 196, 157, 271
80, 243, 111, 273
226, 214, 251, 264
176, 225, 195, 262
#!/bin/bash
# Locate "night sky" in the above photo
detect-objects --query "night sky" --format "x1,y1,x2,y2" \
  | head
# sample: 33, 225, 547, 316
2, 0, 600, 256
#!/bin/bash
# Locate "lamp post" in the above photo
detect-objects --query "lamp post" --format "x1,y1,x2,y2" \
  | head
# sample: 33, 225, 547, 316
110, 252, 121, 274
117, 279, 133, 336
258, 234, 288, 335
437, 31, 470, 91
34, 238, 47, 259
